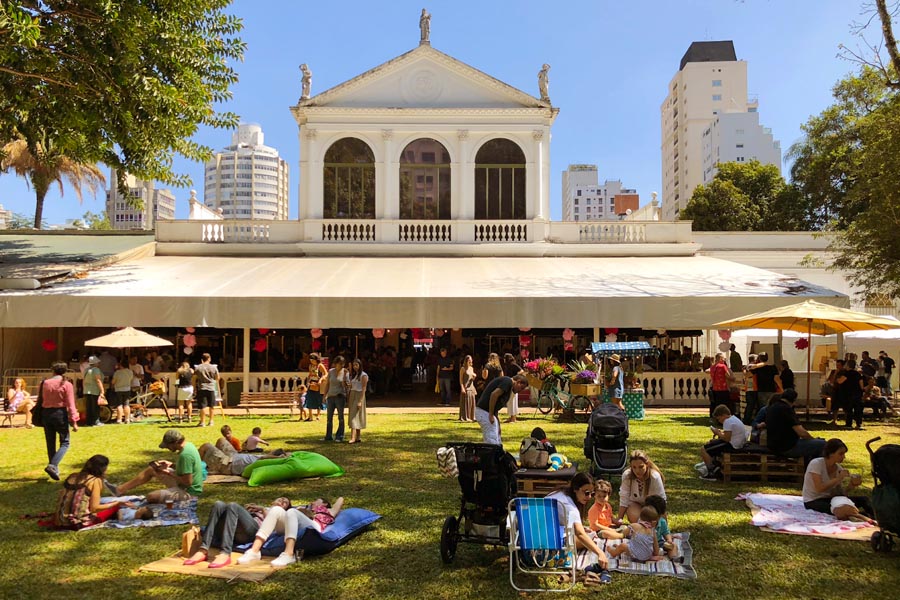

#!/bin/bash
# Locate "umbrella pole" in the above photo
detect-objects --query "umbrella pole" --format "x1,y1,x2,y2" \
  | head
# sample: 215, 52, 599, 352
806, 319, 812, 422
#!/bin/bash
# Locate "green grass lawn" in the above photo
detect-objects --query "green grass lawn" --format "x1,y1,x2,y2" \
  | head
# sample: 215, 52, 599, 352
0, 411, 898, 599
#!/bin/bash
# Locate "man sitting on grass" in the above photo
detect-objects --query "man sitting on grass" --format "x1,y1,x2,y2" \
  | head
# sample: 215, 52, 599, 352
199, 438, 289, 477
108, 429, 204, 503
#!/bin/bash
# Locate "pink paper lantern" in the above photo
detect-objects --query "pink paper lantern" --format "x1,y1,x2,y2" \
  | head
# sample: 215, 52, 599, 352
562, 328, 575, 342
564, 342, 574, 351
41, 339, 57, 352
183, 346, 194, 355
519, 335, 531, 347
311, 339, 322, 350
185, 327, 195, 333
604, 328, 619, 335
253, 338, 268, 352
310, 328, 323, 339
520, 348, 530, 359
372, 328, 385, 339
718, 330, 732, 341
794, 338, 810, 350
182, 334, 196, 348
258, 328, 269, 335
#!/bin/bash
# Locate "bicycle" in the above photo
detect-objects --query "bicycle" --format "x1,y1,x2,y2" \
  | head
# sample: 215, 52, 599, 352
534, 377, 593, 417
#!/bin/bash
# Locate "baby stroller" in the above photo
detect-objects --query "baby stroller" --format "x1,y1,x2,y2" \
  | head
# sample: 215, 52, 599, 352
584, 403, 629, 479
440, 442, 519, 564
866, 436, 900, 552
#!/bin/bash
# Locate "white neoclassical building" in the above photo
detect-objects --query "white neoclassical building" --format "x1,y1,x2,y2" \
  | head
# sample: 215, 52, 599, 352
290, 43, 557, 243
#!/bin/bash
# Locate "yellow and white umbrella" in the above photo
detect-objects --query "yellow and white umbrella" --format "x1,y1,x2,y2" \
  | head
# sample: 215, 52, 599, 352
84, 327, 173, 349
713, 300, 900, 418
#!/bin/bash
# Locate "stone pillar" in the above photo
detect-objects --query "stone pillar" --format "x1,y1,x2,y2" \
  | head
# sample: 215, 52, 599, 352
456, 130, 471, 220
381, 129, 397, 220
531, 129, 547, 221
303, 128, 321, 219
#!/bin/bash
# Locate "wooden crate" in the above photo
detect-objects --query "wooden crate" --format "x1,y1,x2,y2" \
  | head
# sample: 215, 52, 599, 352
515, 466, 577, 498
722, 452, 804, 484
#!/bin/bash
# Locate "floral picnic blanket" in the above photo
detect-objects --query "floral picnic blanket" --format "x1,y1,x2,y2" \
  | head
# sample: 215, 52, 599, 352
80, 496, 198, 531
738, 492, 874, 538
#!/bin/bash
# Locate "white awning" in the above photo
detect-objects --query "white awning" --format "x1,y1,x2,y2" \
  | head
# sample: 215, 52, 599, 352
0, 255, 848, 329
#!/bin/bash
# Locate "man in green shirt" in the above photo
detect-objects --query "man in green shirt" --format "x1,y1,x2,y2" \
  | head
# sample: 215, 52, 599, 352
112, 429, 204, 502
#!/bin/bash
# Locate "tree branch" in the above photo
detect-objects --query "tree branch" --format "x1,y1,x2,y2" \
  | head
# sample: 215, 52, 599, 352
876, 0, 900, 87
0, 65, 77, 88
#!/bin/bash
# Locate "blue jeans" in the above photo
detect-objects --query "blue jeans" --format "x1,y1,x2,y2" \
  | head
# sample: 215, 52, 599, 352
325, 394, 346, 440
439, 378, 453, 406
781, 437, 827, 463
201, 501, 259, 554
43, 407, 71, 467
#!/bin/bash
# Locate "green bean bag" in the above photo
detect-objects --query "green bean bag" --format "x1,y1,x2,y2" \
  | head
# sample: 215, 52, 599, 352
242, 451, 345, 487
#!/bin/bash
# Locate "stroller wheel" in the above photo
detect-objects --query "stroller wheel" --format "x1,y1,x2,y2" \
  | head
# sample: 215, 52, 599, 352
440, 516, 459, 564
885, 534, 895, 552
871, 531, 884, 552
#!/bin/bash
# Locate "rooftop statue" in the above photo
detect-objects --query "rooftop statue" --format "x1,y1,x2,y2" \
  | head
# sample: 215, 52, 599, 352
300, 63, 312, 100
419, 9, 431, 45
538, 64, 550, 103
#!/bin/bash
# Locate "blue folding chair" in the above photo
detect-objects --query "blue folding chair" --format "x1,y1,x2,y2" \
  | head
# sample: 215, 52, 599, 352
508, 497, 576, 592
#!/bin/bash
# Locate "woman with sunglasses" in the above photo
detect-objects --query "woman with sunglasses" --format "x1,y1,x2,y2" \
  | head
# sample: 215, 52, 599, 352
618, 450, 666, 524
545, 472, 612, 584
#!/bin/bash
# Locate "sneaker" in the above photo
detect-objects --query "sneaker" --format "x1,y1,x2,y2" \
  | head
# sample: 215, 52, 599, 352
697, 464, 709, 478
323, 437, 333, 442
699, 474, 718, 482
93, 421, 104, 427
104, 480, 119, 496
693, 462, 706, 472
237, 550, 261, 565
270, 552, 296, 568
599, 569, 612, 584
44, 464, 60, 481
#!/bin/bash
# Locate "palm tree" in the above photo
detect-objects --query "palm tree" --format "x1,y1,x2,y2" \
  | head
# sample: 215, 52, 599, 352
0, 138, 105, 229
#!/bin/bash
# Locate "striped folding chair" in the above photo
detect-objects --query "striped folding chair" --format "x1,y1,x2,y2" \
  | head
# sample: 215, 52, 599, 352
508, 497, 576, 592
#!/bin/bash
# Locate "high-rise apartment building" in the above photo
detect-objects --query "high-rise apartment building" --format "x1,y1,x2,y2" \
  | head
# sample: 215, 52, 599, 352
106, 172, 176, 230
204, 123, 289, 220
562, 164, 638, 222
701, 112, 781, 184
660, 41, 780, 220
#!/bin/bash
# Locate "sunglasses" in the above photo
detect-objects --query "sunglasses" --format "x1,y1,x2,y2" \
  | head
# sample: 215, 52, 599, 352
579, 489, 595, 497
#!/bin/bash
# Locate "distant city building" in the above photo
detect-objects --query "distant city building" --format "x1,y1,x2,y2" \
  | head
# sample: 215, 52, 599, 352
660, 41, 781, 220
562, 164, 638, 221
701, 111, 781, 184
106, 172, 176, 230
204, 123, 290, 220
0, 203, 11, 229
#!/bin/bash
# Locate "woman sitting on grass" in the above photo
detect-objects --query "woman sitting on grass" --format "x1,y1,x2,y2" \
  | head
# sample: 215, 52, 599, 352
618, 450, 666, 524
46, 455, 146, 530
802, 438, 876, 524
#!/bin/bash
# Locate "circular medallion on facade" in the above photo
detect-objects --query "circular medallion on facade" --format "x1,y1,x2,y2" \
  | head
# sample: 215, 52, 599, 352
405, 69, 443, 103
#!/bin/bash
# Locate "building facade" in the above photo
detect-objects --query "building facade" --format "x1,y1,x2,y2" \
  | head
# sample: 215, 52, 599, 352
661, 41, 765, 220
561, 164, 638, 221
701, 111, 781, 184
204, 124, 290, 220
106, 172, 176, 230
0, 203, 11, 229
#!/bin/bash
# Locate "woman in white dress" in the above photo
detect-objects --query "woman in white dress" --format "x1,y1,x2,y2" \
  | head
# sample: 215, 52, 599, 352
347, 359, 368, 444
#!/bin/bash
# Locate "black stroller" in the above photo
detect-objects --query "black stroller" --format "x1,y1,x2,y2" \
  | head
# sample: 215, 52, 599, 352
584, 403, 630, 479
866, 436, 900, 552
440, 442, 518, 563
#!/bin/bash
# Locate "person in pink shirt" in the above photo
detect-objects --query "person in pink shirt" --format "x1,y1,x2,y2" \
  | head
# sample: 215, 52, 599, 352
40, 362, 79, 481
706, 352, 732, 418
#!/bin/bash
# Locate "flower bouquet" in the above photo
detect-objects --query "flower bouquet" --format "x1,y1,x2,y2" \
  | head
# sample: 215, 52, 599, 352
567, 360, 601, 396
523, 357, 564, 388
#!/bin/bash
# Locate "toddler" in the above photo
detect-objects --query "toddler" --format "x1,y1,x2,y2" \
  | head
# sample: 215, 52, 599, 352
297, 384, 309, 421
644, 495, 677, 559
243, 427, 269, 452
221, 424, 241, 452
607, 505, 663, 562
587, 479, 624, 539
117, 505, 154, 523
529, 427, 557, 455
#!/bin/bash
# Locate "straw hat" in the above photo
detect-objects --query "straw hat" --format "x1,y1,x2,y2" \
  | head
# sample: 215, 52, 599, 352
609, 354, 621, 363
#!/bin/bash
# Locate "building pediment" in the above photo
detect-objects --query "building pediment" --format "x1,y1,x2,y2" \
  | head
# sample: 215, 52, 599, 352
295, 45, 548, 110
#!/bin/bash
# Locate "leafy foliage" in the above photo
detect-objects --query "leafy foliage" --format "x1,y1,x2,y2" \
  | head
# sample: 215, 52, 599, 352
0, 1, 245, 191
681, 179, 754, 231
82, 210, 112, 230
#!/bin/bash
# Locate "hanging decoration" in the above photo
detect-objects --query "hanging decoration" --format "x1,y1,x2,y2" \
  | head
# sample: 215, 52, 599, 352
311, 339, 322, 350
564, 342, 574, 352
372, 328, 385, 339
518, 327, 532, 333
604, 328, 619, 335
718, 330, 732, 341
253, 338, 268, 352
182, 334, 196, 348
718, 341, 731, 352
310, 328, 323, 339
794, 338, 810, 350
433, 328, 444, 337
562, 328, 575, 342
519, 335, 531, 347
183, 346, 194, 355
258, 328, 269, 335
605, 333, 618, 343
656, 329, 667, 336
41, 339, 57, 352
185, 327, 195, 333
519, 348, 530, 359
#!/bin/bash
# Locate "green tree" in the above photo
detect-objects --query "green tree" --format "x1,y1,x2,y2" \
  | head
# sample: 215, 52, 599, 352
0, 139, 105, 228
83, 210, 112, 230
680, 179, 757, 231
0, 1, 245, 191
6, 212, 45, 230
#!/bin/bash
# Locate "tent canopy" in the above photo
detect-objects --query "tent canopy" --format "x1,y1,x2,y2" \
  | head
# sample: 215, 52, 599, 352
590, 341, 655, 357
1, 255, 848, 329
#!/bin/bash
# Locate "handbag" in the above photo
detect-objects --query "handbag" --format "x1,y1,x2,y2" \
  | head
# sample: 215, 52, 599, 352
181, 525, 202, 558
97, 395, 108, 406
31, 381, 45, 428
519, 437, 550, 469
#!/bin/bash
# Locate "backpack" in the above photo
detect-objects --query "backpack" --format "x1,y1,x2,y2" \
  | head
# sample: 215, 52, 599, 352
519, 437, 550, 469
55, 477, 95, 529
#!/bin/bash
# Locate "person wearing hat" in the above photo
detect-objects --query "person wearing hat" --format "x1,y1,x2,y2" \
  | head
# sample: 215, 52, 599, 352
83, 356, 106, 427
606, 354, 625, 410
110, 429, 204, 503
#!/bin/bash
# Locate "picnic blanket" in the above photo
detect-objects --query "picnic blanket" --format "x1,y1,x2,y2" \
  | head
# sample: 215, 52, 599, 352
139, 550, 277, 583
204, 474, 248, 485
80, 496, 199, 531
739, 492, 874, 540
575, 532, 697, 580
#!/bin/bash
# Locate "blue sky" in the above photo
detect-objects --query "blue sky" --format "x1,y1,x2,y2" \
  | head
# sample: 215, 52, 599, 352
0, 0, 874, 224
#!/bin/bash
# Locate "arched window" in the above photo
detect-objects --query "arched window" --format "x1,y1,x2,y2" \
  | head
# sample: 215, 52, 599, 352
475, 139, 526, 219
323, 138, 375, 219
399, 138, 451, 220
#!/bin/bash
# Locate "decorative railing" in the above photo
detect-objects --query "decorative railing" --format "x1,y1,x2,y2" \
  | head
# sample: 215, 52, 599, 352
579, 223, 646, 243
398, 222, 452, 242
322, 221, 376, 241
201, 222, 270, 243
475, 222, 528, 242
638, 372, 710, 406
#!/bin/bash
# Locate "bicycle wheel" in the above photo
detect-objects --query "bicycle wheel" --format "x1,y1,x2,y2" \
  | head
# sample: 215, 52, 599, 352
99, 405, 112, 423
571, 395, 592, 412
536, 391, 555, 415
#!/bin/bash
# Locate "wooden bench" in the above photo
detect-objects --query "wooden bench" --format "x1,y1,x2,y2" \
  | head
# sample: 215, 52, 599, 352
237, 391, 299, 415
721, 451, 804, 484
